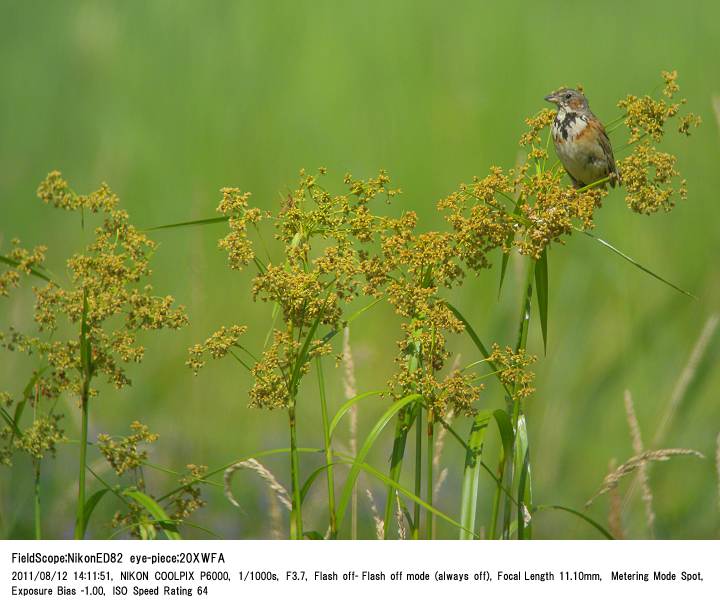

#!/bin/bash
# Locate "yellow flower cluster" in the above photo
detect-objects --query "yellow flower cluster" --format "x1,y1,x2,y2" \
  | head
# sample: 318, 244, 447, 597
0, 240, 47, 297
618, 70, 699, 144
11, 414, 66, 461
217, 188, 263, 270
619, 142, 685, 214
192, 169, 397, 409
97, 421, 159, 476
170, 464, 208, 521
26, 173, 188, 395
488, 344, 537, 400
186, 325, 248, 374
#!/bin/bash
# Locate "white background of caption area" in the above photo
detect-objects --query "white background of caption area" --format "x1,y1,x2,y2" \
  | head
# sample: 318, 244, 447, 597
2, 540, 717, 609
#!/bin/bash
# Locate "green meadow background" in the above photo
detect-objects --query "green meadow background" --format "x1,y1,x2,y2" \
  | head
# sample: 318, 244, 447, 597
1, 0, 718, 539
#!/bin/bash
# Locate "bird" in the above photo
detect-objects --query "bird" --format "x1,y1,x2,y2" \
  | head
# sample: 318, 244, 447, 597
544, 88, 620, 188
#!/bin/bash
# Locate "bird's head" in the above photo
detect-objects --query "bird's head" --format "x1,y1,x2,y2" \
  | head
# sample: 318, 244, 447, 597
544, 88, 589, 113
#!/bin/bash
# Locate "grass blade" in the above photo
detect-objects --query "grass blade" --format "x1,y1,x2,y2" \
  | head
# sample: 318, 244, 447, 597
336, 394, 422, 530
498, 199, 521, 298
334, 455, 477, 538
498, 251, 511, 298
289, 316, 322, 391
447, 303, 512, 397
0, 255, 52, 282
82, 489, 110, 532
516, 448, 530, 539
515, 414, 532, 539
328, 390, 383, 438
533, 504, 613, 539
493, 409, 515, 458
534, 248, 549, 354
80, 289, 92, 378
300, 465, 330, 504
576, 228, 695, 299
7, 367, 49, 445
144, 216, 227, 231
459, 410, 492, 539
123, 489, 181, 540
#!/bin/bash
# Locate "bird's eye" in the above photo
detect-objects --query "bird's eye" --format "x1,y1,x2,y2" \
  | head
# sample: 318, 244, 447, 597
564, 93, 571, 100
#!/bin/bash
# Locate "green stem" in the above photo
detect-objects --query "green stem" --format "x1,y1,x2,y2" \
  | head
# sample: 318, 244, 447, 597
33, 461, 41, 540
383, 340, 422, 538
288, 397, 303, 540
412, 404, 422, 539
316, 359, 337, 538
499, 257, 535, 539
74, 381, 90, 540
426, 408, 434, 540
383, 408, 412, 538
488, 455, 505, 540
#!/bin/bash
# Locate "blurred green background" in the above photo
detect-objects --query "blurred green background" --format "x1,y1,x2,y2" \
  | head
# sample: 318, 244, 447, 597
1, 0, 719, 539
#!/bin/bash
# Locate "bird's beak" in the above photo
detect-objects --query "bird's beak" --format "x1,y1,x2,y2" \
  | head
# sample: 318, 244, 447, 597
544, 93, 559, 104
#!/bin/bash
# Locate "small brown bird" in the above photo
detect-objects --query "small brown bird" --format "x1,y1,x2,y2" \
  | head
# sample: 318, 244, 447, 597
544, 88, 620, 188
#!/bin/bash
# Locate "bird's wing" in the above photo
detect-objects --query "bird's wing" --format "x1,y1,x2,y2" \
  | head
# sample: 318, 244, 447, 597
597, 124, 620, 185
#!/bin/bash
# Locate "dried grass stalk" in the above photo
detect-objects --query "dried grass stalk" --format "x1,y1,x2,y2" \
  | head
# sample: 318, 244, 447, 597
622, 315, 718, 516
653, 314, 719, 446
607, 459, 624, 539
587, 448, 704, 507
365, 488, 384, 540
224, 458, 292, 512
395, 492, 408, 540
624, 389, 655, 536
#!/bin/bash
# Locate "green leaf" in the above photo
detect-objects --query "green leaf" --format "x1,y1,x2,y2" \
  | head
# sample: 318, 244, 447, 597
328, 390, 383, 438
300, 465, 330, 504
334, 455, 477, 538
144, 216, 227, 231
533, 504, 613, 539
447, 303, 511, 397
534, 248, 549, 354
80, 288, 93, 378
492, 409, 514, 459
0, 255, 52, 282
82, 489, 110, 531
320, 297, 385, 345
289, 315, 322, 392
499, 251, 511, 298
8, 367, 49, 443
123, 490, 181, 540
336, 393, 422, 529
459, 410, 492, 539
576, 228, 695, 299
303, 531, 324, 540
498, 199, 521, 298
0, 407, 20, 437
514, 414, 533, 539
515, 260, 534, 352
516, 447, 531, 540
